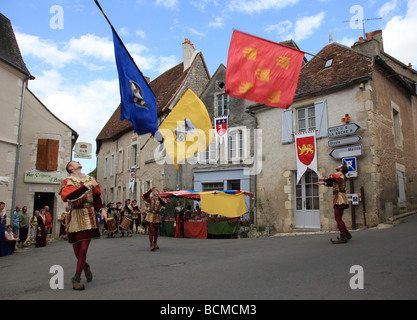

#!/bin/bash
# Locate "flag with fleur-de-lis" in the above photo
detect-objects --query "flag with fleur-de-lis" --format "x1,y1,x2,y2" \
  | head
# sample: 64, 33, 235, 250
225, 30, 304, 109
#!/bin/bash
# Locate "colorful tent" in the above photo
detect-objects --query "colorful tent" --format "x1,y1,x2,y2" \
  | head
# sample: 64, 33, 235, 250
159, 190, 253, 218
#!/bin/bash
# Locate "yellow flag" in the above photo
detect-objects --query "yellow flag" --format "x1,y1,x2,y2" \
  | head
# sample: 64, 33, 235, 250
159, 88, 214, 170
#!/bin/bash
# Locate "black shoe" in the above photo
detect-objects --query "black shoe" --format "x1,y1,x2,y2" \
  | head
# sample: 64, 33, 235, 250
331, 237, 347, 244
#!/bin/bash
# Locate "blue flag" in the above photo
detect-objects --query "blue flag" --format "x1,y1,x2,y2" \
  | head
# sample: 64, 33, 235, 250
112, 30, 158, 137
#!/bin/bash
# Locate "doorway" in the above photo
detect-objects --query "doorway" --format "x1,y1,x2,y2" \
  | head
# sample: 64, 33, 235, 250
294, 170, 320, 229
227, 180, 241, 190
34, 192, 55, 231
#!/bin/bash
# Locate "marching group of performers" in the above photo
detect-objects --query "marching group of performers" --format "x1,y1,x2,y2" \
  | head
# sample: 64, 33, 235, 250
59, 160, 352, 291
102, 199, 145, 238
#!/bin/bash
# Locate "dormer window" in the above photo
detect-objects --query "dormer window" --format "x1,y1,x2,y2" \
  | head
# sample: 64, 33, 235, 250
324, 59, 333, 68
216, 81, 225, 90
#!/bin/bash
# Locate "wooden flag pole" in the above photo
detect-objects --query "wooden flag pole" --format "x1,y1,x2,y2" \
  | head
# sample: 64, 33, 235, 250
94, 0, 157, 96
232, 29, 329, 61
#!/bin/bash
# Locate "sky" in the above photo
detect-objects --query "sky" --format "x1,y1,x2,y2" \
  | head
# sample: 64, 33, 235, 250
1, 0, 416, 172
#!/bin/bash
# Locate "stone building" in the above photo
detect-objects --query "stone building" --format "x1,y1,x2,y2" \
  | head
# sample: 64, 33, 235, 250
0, 13, 78, 236
250, 30, 417, 233
96, 40, 210, 207
17, 89, 78, 237
193, 42, 307, 221
193, 64, 257, 219
0, 13, 34, 218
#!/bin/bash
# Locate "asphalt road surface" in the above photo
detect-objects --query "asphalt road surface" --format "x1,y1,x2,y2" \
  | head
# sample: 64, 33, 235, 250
1, 214, 417, 301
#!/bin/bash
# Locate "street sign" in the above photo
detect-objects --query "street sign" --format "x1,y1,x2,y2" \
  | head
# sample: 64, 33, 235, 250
343, 157, 357, 171
329, 145, 363, 159
328, 123, 360, 138
343, 157, 358, 178
328, 135, 362, 148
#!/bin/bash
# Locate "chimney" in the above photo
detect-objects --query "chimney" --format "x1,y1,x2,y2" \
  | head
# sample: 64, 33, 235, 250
183, 38, 198, 72
329, 31, 333, 44
352, 30, 384, 56
365, 30, 384, 52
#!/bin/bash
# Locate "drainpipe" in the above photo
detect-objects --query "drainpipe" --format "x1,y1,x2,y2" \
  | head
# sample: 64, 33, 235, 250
247, 111, 258, 225
11, 75, 33, 218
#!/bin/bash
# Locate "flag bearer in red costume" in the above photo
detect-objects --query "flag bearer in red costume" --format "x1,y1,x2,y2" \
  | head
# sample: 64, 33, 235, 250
142, 187, 166, 251
59, 161, 104, 290
317, 163, 352, 244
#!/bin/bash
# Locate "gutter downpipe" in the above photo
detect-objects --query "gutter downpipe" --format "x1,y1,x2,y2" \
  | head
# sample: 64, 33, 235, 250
247, 110, 258, 225
11, 76, 32, 218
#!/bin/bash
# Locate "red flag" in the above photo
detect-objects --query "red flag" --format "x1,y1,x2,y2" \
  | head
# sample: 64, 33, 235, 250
225, 30, 304, 109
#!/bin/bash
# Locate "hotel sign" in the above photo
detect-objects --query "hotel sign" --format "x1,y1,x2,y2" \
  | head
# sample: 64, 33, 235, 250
74, 142, 92, 159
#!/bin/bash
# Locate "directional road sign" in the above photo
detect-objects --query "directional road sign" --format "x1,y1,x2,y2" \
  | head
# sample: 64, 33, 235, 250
328, 135, 362, 148
329, 145, 363, 159
328, 123, 360, 138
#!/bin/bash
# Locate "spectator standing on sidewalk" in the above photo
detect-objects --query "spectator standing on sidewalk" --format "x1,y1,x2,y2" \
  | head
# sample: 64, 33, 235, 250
18, 206, 29, 247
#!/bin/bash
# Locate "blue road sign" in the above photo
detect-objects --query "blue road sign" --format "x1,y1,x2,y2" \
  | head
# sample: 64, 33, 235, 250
343, 157, 357, 172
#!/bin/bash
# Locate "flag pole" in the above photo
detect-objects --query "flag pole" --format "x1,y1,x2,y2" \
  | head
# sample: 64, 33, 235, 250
232, 29, 328, 61
94, 0, 157, 96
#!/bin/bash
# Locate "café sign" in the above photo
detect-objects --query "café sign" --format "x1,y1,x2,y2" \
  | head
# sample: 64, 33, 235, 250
24, 171, 64, 185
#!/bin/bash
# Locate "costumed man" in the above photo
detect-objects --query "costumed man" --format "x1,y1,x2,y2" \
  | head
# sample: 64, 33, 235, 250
174, 201, 184, 238
131, 199, 141, 234
115, 202, 123, 234
121, 199, 133, 237
142, 203, 149, 235
106, 202, 117, 238
142, 187, 166, 251
317, 163, 352, 244
59, 161, 104, 290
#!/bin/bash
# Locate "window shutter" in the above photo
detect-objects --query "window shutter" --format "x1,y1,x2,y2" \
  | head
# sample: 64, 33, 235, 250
209, 141, 218, 164
315, 99, 328, 138
281, 108, 293, 144
36, 139, 59, 171
127, 146, 131, 171
46, 140, 59, 171
36, 139, 48, 170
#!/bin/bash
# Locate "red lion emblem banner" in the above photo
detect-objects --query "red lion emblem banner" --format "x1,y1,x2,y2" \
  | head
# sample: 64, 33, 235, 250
297, 135, 315, 166
295, 131, 319, 183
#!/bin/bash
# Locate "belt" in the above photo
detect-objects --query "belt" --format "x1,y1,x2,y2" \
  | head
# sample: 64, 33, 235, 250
333, 190, 346, 195
71, 202, 94, 209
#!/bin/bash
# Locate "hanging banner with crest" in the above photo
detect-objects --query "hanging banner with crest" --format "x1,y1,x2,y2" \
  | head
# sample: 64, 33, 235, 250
215, 116, 228, 145
129, 166, 136, 193
295, 131, 319, 184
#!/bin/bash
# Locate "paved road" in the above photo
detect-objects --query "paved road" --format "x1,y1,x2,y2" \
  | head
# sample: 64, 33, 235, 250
1, 215, 417, 301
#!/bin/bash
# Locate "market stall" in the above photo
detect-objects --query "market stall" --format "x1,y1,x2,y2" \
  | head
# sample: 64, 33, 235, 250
159, 190, 252, 239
